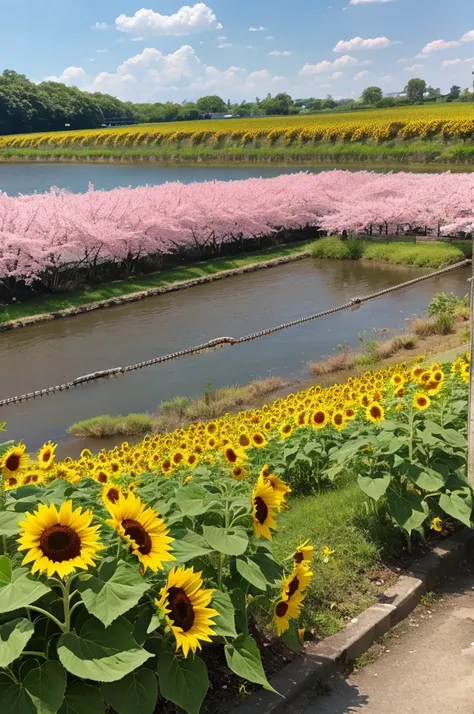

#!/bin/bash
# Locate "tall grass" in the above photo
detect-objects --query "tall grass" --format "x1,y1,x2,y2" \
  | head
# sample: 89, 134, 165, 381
312, 237, 467, 269
67, 414, 153, 438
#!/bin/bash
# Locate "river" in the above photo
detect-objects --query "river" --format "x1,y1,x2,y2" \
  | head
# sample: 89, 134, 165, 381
1, 258, 469, 451
1, 162, 473, 196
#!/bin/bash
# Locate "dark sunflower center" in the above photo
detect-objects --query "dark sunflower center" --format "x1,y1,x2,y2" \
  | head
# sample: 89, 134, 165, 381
418, 397, 427, 406
167, 587, 195, 632
254, 496, 268, 525
5, 453, 20, 472
107, 488, 120, 504
286, 576, 299, 599
275, 601, 289, 618
254, 435, 264, 444
97, 472, 108, 483
226, 449, 237, 463
294, 552, 303, 564
42, 450, 51, 462
313, 412, 325, 424
371, 406, 381, 419
334, 414, 343, 425
239, 435, 250, 446
122, 519, 152, 555
40, 525, 81, 562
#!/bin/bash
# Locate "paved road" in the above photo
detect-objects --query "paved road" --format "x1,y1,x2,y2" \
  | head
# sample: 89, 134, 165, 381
288, 562, 474, 714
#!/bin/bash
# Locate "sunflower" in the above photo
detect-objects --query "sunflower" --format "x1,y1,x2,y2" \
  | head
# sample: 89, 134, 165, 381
390, 373, 404, 388
156, 566, 218, 657
18, 501, 102, 578
294, 539, 313, 564
231, 465, 248, 480
1, 444, 29, 478
102, 484, 123, 510
251, 432, 268, 449
331, 411, 345, 431
413, 392, 431, 411
251, 476, 281, 540
223, 445, 248, 465
107, 492, 174, 573
279, 423, 294, 440
161, 458, 172, 476
238, 433, 251, 448
265, 473, 292, 502
310, 410, 328, 429
365, 402, 385, 424
37, 441, 57, 470
274, 590, 304, 636
283, 562, 313, 600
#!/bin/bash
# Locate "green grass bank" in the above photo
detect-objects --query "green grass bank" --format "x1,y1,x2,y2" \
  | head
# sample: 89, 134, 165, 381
312, 236, 472, 268
2, 139, 474, 164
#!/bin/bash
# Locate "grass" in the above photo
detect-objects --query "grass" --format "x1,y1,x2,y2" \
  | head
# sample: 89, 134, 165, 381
312, 236, 468, 269
67, 413, 153, 438
0, 241, 313, 325
67, 376, 287, 437
273, 480, 401, 637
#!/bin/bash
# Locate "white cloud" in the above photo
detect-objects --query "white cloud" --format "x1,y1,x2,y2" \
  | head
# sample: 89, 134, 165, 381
44, 66, 88, 87
217, 36, 227, 40
332, 71, 343, 79
53, 45, 280, 101
115, 4, 222, 37
379, 73, 395, 81
92, 22, 110, 30
404, 64, 424, 72
354, 70, 370, 79
461, 30, 474, 42
421, 39, 461, 54
96, 48, 108, 54
265, 36, 275, 40
442, 58, 462, 68
299, 54, 358, 75
249, 26, 265, 32
333, 36, 392, 52
350, 0, 394, 4
217, 43, 233, 48
268, 50, 292, 56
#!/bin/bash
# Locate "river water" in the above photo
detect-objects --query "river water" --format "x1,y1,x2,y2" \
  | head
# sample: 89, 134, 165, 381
1, 258, 469, 450
1, 161, 472, 196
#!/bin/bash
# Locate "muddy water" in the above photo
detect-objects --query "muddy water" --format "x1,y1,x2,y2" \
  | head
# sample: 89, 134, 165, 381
1, 258, 469, 450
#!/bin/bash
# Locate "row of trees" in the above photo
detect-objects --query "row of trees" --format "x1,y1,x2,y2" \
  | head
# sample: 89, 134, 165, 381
0, 171, 473, 298
1, 68, 473, 136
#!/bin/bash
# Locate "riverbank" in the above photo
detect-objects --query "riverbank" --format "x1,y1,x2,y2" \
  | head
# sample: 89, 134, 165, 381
0, 241, 313, 330
2, 139, 474, 164
312, 236, 472, 268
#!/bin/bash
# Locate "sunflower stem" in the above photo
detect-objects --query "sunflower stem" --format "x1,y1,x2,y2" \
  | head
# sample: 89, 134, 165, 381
26, 605, 67, 633
1, 534, 7, 556
22, 651, 48, 660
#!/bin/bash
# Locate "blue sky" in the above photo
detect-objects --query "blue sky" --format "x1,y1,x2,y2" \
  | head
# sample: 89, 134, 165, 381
1, 0, 474, 101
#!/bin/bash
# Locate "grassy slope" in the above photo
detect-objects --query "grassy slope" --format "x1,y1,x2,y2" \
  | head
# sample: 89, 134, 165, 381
273, 481, 401, 637
0, 241, 312, 325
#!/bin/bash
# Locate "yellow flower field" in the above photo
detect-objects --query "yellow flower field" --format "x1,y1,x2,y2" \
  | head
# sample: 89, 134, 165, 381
1, 103, 474, 150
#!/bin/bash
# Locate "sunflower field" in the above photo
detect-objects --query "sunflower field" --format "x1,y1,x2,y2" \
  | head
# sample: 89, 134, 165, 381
1, 103, 474, 152
0, 353, 472, 713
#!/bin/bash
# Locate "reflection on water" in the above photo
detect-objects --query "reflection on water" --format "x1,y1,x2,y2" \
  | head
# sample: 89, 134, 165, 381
2, 258, 469, 449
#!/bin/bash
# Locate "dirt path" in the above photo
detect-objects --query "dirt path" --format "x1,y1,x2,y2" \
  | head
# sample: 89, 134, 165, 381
287, 560, 474, 714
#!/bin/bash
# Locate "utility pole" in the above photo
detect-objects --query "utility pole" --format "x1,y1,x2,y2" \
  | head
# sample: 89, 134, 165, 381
468, 225, 474, 486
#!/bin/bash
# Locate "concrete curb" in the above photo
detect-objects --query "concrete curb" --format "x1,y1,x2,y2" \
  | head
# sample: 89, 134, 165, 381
0, 251, 311, 334
233, 528, 474, 714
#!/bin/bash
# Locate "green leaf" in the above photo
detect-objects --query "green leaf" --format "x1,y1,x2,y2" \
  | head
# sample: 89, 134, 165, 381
281, 622, 303, 653
0, 673, 36, 714
229, 589, 248, 635
169, 530, 213, 563
224, 635, 276, 693
236, 558, 268, 591
0, 555, 12, 584
158, 650, 209, 714
251, 552, 282, 585
57, 617, 153, 682
358, 473, 391, 502
23, 661, 67, 714
416, 469, 445, 493
79, 560, 150, 627
0, 511, 23, 536
0, 564, 51, 614
58, 683, 105, 714
175, 484, 212, 517
387, 490, 428, 535
202, 525, 248, 556
439, 492, 473, 527
211, 591, 237, 638
0, 617, 34, 667
102, 668, 158, 714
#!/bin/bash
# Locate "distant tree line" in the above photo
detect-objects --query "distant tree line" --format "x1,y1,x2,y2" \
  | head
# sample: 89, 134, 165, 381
1, 69, 473, 136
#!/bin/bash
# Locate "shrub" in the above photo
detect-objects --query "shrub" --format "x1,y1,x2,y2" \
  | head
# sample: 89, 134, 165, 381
434, 311, 455, 335
67, 413, 153, 437
312, 236, 352, 259
428, 291, 468, 317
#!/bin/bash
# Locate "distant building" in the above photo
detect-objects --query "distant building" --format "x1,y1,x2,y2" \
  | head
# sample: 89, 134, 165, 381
384, 91, 407, 98
199, 112, 240, 120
